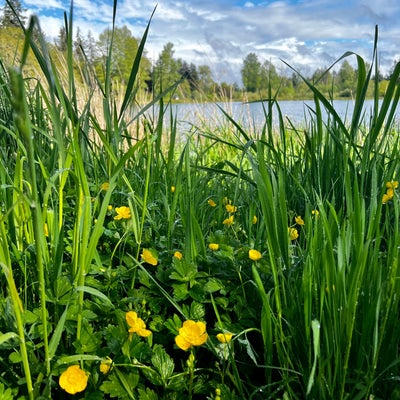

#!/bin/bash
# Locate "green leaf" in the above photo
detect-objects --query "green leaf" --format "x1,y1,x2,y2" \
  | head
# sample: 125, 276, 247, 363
203, 278, 224, 293
100, 370, 136, 399
0, 332, 18, 346
137, 387, 158, 400
75, 285, 114, 309
48, 306, 68, 360
151, 344, 175, 384
0, 382, 14, 400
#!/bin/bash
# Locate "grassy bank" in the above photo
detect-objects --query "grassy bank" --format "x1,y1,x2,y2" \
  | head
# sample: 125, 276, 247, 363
1, 6, 400, 400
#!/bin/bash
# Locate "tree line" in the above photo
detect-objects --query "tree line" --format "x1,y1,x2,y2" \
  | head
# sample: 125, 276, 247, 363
0, 0, 396, 102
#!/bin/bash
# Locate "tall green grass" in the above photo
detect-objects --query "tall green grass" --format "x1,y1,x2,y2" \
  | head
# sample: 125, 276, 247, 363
0, 2, 400, 398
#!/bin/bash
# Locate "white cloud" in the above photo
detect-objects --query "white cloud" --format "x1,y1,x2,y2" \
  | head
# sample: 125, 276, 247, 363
21, 0, 400, 84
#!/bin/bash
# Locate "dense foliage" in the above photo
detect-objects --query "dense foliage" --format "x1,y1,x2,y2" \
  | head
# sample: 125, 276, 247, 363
1, 3, 400, 400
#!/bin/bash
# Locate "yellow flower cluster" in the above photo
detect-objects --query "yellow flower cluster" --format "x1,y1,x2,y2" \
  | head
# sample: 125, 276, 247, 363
382, 181, 398, 204
175, 320, 208, 351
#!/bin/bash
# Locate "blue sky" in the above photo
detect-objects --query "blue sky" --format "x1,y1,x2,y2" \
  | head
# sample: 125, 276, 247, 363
19, 0, 400, 83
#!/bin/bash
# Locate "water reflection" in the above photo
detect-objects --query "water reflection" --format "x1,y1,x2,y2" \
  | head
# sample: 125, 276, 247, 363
159, 99, 399, 132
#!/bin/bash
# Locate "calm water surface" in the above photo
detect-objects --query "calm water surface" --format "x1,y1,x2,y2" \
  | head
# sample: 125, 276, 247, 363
162, 99, 399, 132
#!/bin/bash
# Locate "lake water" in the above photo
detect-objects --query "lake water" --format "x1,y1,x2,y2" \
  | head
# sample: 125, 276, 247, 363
161, 99, 400, 132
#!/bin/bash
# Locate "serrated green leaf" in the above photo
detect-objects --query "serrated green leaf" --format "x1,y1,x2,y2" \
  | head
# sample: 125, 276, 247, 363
189, 302, 206, 320
203, 278, 223, 293
100, 372, 131, 399
0, 382, 14, 400
172, 283, 188, 300
151, 344, 175, 384
141, 366, 163, 386
137, 387, 158, 400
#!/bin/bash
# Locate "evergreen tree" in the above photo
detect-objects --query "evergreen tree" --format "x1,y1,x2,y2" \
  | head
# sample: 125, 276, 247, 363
0, 0, 26, 27
55, 26, 67, 52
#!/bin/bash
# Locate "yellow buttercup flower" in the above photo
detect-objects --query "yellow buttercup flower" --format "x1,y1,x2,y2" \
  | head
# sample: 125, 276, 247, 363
225, 204, 237, 213
208, 199, 217, 207
59, 365, 88, 395
295, 216, 304, 226
386, 181, 398, 189
114, 206, 131, 220
249, 249, 262, 261
223, 215, 234, 226
382, 192, 392, 204
100, 182, 110, 191
175, 320, 208, 351
126, 311, 152, 338
216, 332, 233, 343
288, 227, 299, 240
382, 184, 396, 204
100, 357, 112, 374
209, 243, 219, 251
174, 251, 183, 260
141, 248, 158, 266
252, 215, 257, 224
107, 204, 113, 211
171, 186, 176, 193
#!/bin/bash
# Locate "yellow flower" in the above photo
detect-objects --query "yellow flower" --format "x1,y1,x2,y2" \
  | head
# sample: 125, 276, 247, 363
175, 320, 208, 351
174, 251, 183, 260
209, 243, 219, 251
216, 332, 233, 343
107, 204, 113, 211
59, 365, 88, 395
141, 248, 158, 266
44, 223, 49, 237
100, 357, 112, 374
114, 206, 131, 220
101, 182, 110, 191
386, 181, 398, 189
382, 193, 390, 204
225, 204, 237, 213
208, 199, 217, 207
249, 249, 262, 261
126, 311, 152, 337
171, 186, 176, 193
295, 216, 304, 226
223, 215, 234, 226
252, 215, 257, 224
311, 209, 319, 217
288, 227, 299, 241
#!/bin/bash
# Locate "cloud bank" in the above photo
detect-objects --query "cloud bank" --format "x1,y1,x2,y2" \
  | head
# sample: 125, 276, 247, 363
21, 0, 400, 84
